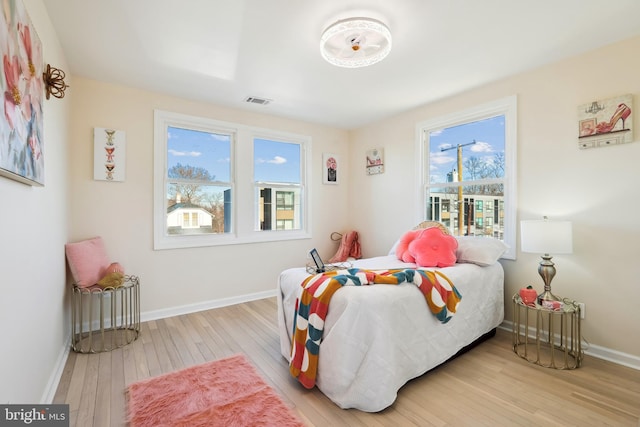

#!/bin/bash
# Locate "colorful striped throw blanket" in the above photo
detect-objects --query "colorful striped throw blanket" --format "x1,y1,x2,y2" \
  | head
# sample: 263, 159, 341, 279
289, 268, 461, 389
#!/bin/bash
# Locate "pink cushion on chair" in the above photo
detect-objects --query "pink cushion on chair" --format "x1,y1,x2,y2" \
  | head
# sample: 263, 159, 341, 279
65, 237, 111, 288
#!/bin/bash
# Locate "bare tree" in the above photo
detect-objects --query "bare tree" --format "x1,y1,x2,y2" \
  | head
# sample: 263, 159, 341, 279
168, 163, 214, 204
463, 153, 505, 196
200, 190, 226, 232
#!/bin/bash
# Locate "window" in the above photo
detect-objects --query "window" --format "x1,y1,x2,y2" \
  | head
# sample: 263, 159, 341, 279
154, 110, 311, 249
254, 138, 302, 231
416, 96, 517, 259
161, 125, 231, 238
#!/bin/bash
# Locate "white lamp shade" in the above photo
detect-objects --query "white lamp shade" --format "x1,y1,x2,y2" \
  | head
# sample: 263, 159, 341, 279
520, 219, 573, 254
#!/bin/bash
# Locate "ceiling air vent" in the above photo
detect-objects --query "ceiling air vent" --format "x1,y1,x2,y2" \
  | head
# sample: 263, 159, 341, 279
244, 96, 272, 106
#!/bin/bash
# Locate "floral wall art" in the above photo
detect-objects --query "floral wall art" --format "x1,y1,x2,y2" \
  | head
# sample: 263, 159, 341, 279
94, 128, 126, 181
0, 0, 44, 186
323, 153, 339, 184
577, 94, 633, 149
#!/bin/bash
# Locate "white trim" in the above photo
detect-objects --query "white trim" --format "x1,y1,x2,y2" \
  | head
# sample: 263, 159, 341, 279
579, 341, 640, 370
498, 321, 640, 371
41, 334, 71, 403
140, 289, 277, 323
154, 110, 312, 250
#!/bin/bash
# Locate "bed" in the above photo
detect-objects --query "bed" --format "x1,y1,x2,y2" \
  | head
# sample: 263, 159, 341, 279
277, 230, 507, 412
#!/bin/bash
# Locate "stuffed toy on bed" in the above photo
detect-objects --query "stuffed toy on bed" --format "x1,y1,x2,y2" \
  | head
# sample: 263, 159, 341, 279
395, 227, 458, 267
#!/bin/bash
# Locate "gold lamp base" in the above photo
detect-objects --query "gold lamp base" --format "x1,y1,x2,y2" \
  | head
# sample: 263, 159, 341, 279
537, 254, 560, 304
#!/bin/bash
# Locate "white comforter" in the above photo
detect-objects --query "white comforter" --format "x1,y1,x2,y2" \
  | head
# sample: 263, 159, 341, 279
277, 255, 504, 412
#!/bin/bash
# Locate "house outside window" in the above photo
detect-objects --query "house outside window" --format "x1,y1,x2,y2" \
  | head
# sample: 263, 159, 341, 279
154, 110, 311, 249
416, 96, 517, 259
168, 203, 214, 233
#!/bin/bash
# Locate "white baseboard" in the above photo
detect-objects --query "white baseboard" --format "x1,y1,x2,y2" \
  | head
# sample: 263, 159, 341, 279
499, 321, 640, 371
42, 333, 71, 404
76, 289, 279, 329
140, 289, 277, 323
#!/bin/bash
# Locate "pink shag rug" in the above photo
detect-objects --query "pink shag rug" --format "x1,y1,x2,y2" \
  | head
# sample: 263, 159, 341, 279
127, 354, 305, 427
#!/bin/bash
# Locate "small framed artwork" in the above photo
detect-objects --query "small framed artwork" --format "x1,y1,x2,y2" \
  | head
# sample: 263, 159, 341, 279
94, 128, 126, 181
323, 153, 339, 184
366, 148, 384, 175
577, 94, 633, 149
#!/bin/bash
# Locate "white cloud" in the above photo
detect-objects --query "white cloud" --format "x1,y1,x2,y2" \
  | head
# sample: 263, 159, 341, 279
168, 149, 201, 157
470, 141, 493, 153
430, 151, 455, 165
210, 133, 229, 142
268, 156, 287, 164
256, 156, 287, 165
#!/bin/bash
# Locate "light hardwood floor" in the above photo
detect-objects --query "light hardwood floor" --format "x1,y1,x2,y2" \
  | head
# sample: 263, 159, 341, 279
54, 297, 640, 426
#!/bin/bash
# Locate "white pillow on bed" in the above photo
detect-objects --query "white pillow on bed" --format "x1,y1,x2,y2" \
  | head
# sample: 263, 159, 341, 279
455, 236, 508, 266
388, 238, 401, 256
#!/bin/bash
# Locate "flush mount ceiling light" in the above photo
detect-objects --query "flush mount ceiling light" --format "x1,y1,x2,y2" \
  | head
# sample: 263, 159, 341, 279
320, 17, 392, 68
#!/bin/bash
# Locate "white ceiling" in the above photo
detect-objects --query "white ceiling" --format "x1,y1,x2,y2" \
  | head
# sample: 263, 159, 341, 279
42, 0, 640, 129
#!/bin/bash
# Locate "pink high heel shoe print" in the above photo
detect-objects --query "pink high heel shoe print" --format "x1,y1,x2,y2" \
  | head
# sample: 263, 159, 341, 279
595, 103, 631, 134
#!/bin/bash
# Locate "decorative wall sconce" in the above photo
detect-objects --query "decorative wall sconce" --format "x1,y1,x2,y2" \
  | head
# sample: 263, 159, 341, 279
43, 64, 69, 100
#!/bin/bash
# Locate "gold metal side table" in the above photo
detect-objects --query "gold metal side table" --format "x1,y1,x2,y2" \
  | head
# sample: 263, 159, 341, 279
512, 294, 583, 369
71, 275, 140, 353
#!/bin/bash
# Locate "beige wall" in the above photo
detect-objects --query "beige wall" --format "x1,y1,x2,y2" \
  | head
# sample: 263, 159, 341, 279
68, 78, 350, 315
4, 2, 639, 404
349, 36, 640, 360
0, 0, 71, 403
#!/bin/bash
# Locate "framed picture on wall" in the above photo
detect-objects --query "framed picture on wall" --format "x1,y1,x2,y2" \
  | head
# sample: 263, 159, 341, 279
323, 153, 339, 184
0, 0, 45, 186
94, 128, 126, 181
366, 148, 384, 175
577, 94, 633, 149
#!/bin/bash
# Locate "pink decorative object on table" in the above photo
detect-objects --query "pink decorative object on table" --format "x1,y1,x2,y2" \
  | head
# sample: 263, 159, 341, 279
519, 286, 537, 306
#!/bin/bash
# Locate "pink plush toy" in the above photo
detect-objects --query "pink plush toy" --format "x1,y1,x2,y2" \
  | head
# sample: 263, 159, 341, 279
395, 227, 458, 267
396, 229, 420, 263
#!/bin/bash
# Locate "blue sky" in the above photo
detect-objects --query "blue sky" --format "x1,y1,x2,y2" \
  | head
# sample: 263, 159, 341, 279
254, 138, 300, 183
167, 128, 300, 183
168, 127, 231, 181
167, 117, 501, 186
429, 115, 505, 183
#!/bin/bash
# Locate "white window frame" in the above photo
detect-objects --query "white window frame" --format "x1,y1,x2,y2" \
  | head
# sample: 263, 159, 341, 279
154, 110, 311, 250
415, 95, 517, 259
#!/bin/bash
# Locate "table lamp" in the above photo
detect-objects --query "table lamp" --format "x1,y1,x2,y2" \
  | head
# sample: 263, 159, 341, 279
520, 216, 573, 303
